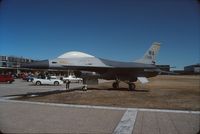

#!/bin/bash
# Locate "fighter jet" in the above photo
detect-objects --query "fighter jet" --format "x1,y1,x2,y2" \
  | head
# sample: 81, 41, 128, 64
22, 42, 162, 90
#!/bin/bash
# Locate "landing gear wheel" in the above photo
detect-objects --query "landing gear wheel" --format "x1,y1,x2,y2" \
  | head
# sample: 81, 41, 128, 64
112, 82, 119, 89
128, 83, 136, 91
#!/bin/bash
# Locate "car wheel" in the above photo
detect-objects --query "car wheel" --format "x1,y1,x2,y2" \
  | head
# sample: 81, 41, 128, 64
54, 81, 59, 86
36, 81, 41, 86
8, 81, 12, 84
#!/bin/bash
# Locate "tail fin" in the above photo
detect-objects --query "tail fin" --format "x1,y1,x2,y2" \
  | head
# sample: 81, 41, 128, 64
135, 42, 161, 64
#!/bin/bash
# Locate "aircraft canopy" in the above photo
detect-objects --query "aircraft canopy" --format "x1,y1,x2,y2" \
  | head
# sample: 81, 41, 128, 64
58, 51, 94, 58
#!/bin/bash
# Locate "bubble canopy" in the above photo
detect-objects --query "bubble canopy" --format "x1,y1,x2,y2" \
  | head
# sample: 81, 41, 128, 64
58, 51, 94, 58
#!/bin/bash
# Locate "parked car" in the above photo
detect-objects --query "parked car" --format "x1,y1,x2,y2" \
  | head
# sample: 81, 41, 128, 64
0, 75, 14, 83
32, 76, 63, 86
61, 75, 83, 83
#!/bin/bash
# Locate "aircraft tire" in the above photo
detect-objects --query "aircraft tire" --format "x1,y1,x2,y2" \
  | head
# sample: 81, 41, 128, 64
129, 83, 136, 91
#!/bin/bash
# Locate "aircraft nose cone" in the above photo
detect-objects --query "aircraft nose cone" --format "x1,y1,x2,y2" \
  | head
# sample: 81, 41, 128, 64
21, 60, 49, 69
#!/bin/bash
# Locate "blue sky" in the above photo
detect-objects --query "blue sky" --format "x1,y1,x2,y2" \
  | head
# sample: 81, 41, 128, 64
0, 0, 199, 69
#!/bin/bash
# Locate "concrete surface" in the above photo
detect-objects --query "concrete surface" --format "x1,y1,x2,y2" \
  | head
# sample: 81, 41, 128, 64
133, 111, 200, 134
0, 99, 199, 134
0, 79, 199, 134
0, 99, 124, 133
114, 109, 137, 134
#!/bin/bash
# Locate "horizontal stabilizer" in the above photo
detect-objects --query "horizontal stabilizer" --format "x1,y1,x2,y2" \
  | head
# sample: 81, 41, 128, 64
158, 70, 179, 75
137, 77, 149, 84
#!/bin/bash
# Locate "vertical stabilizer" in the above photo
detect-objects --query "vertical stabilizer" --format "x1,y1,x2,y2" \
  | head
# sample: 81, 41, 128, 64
135, 42, 161, 64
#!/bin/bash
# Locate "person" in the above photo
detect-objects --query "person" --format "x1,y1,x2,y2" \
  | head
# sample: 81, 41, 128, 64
66, 80, 71, 90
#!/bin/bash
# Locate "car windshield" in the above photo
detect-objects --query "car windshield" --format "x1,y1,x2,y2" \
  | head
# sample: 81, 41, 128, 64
50, 76, 57, 79
68, 75, 75, 78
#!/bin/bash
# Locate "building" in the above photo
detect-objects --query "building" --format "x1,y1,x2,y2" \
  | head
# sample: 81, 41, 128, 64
184, 64, 200, 74
0, 55, 37, 74
0, 55, 71, 77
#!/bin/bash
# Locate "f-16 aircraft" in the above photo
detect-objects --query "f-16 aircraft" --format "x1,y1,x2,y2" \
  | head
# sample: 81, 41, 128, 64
22, 42, 162, 90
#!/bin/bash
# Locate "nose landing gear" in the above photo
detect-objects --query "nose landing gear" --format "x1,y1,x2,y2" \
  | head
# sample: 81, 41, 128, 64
112, 80, 119, 89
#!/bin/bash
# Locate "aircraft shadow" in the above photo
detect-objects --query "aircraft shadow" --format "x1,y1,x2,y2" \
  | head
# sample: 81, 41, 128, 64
3, 89, 69, 98
87, 88, 149, 92
3, 88, 149, 99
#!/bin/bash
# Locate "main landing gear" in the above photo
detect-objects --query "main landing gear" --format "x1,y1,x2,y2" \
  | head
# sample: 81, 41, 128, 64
112, 80, 136, 91
128, 82, 136, 91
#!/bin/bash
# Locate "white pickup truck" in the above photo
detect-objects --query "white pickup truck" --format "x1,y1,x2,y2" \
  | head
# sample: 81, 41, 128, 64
33, 76, 63, 86
62, 75, 83, 83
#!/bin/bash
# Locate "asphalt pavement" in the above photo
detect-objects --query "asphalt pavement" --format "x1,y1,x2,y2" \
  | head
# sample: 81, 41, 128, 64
0, 79, 82, 97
